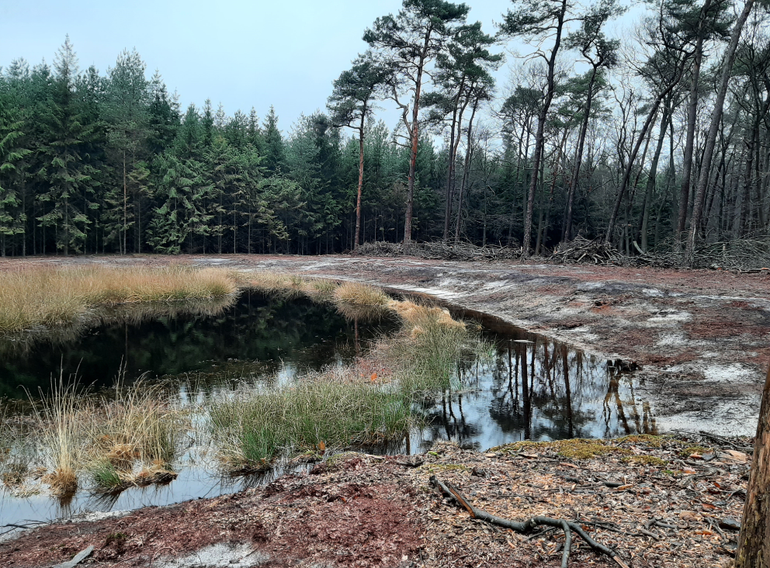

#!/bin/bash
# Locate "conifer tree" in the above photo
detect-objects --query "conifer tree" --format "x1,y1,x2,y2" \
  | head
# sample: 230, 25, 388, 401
365, 0, 469, 243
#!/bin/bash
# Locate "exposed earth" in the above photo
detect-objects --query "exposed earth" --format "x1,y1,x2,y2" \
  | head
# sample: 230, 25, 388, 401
1, 253, 768, 567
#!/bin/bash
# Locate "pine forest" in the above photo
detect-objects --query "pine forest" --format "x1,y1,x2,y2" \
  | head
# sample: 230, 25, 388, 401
1, 0, 770, 266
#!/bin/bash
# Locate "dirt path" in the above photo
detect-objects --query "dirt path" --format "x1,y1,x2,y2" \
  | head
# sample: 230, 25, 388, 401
3, 253, 769, 434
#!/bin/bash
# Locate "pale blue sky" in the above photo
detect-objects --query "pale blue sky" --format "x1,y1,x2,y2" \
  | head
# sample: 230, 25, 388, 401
0, 0, 520, 129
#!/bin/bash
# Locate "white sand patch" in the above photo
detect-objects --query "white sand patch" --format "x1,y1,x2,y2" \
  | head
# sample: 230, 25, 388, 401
655, 333, 688, 347
658, 395, 760, 437
703, 363, 758, 384
155, 543, 270, 567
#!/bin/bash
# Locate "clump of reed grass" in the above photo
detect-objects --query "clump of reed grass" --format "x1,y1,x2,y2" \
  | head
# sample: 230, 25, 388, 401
333, 282, 391, 321
0, 265, 238, 335
31, 373, 85, 497
209, 370, 412, 471
385, 300, 471, 395
85, 378, 183, 490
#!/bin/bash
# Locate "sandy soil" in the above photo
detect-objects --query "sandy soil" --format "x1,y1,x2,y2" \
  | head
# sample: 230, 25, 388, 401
1, 253, 767, 567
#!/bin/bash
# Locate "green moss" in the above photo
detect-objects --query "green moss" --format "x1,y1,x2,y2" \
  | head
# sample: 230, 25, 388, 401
680, 445, 712, 458
616, 435, 665, 448
492, 439, 632, 460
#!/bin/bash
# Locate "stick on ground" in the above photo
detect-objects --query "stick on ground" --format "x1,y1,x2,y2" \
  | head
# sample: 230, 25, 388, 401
430, 475, 630, 568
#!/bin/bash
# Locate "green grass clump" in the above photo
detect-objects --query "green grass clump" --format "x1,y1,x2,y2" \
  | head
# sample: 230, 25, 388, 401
209, 376, 412, 471
91, 461, 124, 490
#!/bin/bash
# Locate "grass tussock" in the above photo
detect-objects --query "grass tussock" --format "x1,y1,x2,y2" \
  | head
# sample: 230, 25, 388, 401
84, 379, 182, 490
385, 300, 471, 395
31, 373, 84, 497
0, 265, 238, 335
25, 374, 183, 494
209, 370, 412, 471
333, 282, 391, 320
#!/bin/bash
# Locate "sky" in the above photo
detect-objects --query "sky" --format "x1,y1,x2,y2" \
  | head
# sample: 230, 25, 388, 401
0, 0, 523, 131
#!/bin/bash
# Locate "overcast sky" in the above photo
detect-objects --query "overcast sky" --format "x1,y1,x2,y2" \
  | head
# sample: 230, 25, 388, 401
0, 0, 530, 131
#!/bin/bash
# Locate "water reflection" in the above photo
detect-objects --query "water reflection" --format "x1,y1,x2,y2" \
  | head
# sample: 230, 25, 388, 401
0, 291, 397, 399
0, 298, 658, 529
416, 323, 656, 452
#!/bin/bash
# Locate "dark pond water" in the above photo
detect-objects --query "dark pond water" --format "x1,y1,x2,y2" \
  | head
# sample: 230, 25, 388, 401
0, 293, 655, 529
0, 291, 397, 399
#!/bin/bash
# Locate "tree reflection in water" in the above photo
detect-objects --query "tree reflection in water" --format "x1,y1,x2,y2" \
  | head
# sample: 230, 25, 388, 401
416, 325, 657, 452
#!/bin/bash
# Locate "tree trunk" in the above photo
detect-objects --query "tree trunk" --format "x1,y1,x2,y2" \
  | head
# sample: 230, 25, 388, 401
454, 98, 479, 244
686, 0, 755, 265
735, 365, 770, 567
522, 0, 567, 258
676, 0, 712, 246
563, 65, 598, 243
355, 112, 365, 250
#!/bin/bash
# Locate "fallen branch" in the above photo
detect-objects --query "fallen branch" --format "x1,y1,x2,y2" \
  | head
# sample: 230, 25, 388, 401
430, 475, 629, 568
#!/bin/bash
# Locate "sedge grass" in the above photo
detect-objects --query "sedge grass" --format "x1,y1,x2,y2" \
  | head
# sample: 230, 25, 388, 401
0, 265, 238, 335
209, 372, 412, 471
385, 300, 471, 395
31, 372, 85, 497
333, 282, 391, 320
85, 378, 183, 489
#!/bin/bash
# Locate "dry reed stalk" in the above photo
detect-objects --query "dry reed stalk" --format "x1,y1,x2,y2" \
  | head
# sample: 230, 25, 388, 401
0, 265, 238, 334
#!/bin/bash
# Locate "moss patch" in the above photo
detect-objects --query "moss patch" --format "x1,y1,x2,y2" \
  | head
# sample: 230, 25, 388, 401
623, 455, 667, 466
680, 445, 713, 458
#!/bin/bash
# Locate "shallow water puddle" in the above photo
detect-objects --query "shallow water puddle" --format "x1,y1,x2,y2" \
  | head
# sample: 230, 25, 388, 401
0, 294, 653, 528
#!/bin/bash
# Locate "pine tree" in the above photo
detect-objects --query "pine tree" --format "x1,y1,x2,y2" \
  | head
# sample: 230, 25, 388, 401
263, 106, 285, 174
36, 36, 96, 255
364, 0, 469, 243
328, 52, 389, 248
0, 83, 31, 255
104, 48, 150, 254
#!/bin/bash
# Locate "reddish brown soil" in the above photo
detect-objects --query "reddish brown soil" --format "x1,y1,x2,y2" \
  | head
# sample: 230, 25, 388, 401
0, 439, 747, 568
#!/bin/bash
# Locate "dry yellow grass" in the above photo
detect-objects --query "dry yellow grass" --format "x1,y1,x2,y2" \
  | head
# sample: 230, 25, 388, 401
387, 300, 465, 332
0, 265, 238, 334
333, 282, 391, 320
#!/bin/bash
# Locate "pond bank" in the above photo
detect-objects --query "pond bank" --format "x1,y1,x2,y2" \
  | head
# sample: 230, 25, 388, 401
0, 434, 748, 568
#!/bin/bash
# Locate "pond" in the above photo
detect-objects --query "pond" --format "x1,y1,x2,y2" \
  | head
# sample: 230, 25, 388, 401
0, 290, 397, 399
0, 290, 654, 528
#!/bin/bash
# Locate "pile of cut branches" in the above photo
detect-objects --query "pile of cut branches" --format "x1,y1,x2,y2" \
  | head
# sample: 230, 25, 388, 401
552, 237, 625, 265
691, 239, 770, 272
354, 241, 521, 262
